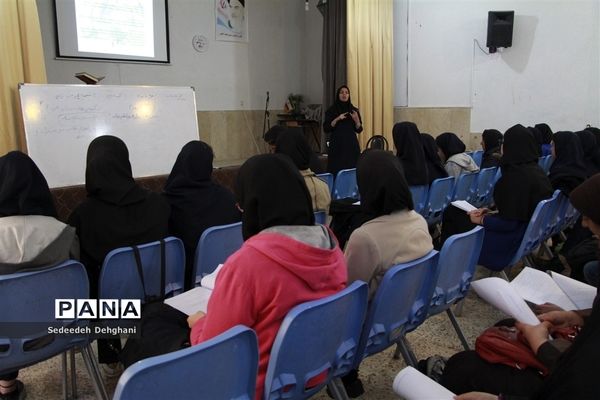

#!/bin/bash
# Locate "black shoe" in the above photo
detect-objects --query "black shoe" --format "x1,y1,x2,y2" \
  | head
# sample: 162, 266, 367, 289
0, 380, 26, 400
327, 370, 365, 398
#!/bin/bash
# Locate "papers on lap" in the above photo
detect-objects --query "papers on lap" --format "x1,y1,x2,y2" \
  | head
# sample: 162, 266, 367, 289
164, 264, 224, 315
451, 200, 477, 212
472, 267, 596, 323
393, 366, 455, 400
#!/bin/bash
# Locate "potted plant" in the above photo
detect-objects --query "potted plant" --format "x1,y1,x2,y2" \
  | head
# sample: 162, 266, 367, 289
287, 93, 304, 115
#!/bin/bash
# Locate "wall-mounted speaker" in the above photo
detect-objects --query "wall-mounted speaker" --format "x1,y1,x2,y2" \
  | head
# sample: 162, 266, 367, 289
487, 11, 514, 53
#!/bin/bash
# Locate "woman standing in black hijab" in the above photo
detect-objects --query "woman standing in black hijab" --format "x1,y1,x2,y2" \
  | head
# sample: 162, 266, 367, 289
68, 135, 170, 366
0, 151, 79, 399
421, 133, 449, 184
323, 85, 363, 176
468, 124, 553, 270
345, 150, 433, 300
435, 132, 479, 177
480, 129, 503, 169
392, 122, 429, 186
549, 132, 588, 195
163, 141, 240, 288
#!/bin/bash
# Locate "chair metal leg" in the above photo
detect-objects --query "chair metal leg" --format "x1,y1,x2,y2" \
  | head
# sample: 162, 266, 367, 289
446, 309, 470, 351
393, 337, 418, 367
61, 352, 68, 400
81, 344, 109, 400
327, 378, 350, 400
70, 349, 77, 399
498, 270, 509, 281
454, 299, 465, 317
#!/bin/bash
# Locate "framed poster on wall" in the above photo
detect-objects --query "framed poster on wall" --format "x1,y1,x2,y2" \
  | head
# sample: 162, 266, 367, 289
215, 0, 247, 42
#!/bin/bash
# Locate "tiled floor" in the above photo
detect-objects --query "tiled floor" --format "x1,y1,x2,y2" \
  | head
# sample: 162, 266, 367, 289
17, 268, 507, 400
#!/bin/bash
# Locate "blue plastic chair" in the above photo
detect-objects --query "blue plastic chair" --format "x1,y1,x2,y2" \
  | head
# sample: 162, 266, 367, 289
192, 221, 243, 287
333, 168, 359, 200
0, 261, 108, 400
353, 251, 440, 368
409, 185, 428, 214
263, 281, 368, 400
314, 211, 327, 225
562, 200, 580, 231
99, 237, 185, 302
543, 155, 554, 174
425, 227, 484, 350
473, 167, 497, 207
482, 196, 558, 274
113, 325, 258, 400
421, 176, 455, 226
451, 171, 478, 203
471, 150, 483, 167
317, 173, 334, 195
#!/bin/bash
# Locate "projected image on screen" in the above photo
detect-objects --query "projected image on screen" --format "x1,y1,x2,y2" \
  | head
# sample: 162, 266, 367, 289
55, 0, 169, 63
75, 0, 154, 57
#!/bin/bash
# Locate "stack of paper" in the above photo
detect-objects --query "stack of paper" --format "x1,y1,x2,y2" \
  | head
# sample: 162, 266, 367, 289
393, 366, 455, 400
164, 264, 224, 315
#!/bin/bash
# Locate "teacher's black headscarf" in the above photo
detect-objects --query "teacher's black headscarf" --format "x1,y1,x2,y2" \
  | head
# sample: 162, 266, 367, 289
235, 154, 314, 240
357, 150, 413, 218
494, 124, 553, 221
435, 132, 466, 160
549, 131, 588, 194
0, 151, 56, 218
392, 122, 429, 186
329, 85, 357, 115
420, 133, 448, 184
164, 141, 240, 279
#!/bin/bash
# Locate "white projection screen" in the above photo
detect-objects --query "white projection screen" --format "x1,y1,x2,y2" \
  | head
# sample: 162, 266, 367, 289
54, 0, 169, 63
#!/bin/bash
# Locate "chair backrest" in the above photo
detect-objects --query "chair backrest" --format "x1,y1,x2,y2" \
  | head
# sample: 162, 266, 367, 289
316, 173, 334, 195
0, 261, 89, 374
550, 192, 569, 237
506, 195, 559, 268
365, 135, 389, 151
471, 150, 484, 167
99, 236, 185, 302
428, 227, 484, 317
353, 251, 440, 366
192, 222, 243, 287
409, 185, 429, 214
451, 171, 478, 202
562, 200, 580, 231
263, 281, 368, 400
473, 167, 497, 207
113, 326, 258, 400
543, 155, 554, 174
421, 176, 455, 225
540, 190, 562, 241
333, 168, 359, 200
314, 211, 327, 225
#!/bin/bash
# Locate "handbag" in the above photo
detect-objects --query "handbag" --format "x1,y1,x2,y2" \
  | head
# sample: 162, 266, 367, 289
475, 326, 549, 375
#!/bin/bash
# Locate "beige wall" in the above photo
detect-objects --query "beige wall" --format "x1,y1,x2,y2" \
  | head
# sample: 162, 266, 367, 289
197, 110, 283, 166
393, 107, 481, 150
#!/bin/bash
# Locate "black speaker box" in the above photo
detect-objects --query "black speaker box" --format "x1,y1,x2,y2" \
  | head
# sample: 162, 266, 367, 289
487, 11, 514, 53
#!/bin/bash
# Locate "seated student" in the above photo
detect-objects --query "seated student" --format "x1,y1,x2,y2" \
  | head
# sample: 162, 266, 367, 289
548, 131, 587, 195
535, 122, 554, 157
480, 129, 503, 169
163, 141, 240, 288
0, 151, 79, 400
392, 122, 429, 186
467, 124, 553, 271
344, 150, 433, 300
275, 129, 331, 213
444, 173, 600, 400
435, 132, 479, 177
68, 135, 170, 367
575, 129, 600, 177
421, 133, 449, 184
264, 125, 324, 173
124, 154, 347, 399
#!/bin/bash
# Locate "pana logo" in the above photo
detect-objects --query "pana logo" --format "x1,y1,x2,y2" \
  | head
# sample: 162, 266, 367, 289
55, 299, 141, 319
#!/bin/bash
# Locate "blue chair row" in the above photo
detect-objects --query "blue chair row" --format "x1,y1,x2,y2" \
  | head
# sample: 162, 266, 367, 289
0, 261, 110, 400
316, 172, 334, 195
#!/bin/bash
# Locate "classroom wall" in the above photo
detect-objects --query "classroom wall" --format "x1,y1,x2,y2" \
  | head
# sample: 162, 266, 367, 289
393, 0, 600, 140
36, 0, 323, 164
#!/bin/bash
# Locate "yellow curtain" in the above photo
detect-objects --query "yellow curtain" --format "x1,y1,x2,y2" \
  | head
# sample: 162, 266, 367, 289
347, 0, 394, 150
0, 0, 47, 155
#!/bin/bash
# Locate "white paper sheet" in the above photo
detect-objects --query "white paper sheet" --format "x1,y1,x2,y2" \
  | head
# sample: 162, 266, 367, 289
200, 263, 224, 290
510, 267, 576, 310
164, 286, 212, 315
551, 271, 596, 310
393, 366, 455, 400
451, 200, 477, 212
471, 277, 540, 325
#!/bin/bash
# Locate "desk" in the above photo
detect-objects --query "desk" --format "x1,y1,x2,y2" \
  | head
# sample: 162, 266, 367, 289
277, 114, 323, 152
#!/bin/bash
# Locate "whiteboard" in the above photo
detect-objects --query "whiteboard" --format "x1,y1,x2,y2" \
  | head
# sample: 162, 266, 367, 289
20, 84, 199, 188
